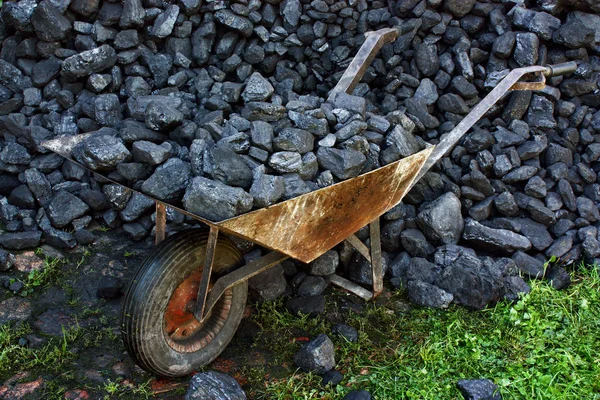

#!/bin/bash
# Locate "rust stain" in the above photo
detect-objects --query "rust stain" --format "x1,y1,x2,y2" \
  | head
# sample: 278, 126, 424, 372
219, 148, 433, 263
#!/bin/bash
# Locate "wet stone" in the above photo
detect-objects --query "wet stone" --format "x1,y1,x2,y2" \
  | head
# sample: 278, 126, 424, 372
457, 379, 501, 400
332, 324, 358, 342
183, 177, 253, 221
185, 371, 247, 400
294, 334, 335, 374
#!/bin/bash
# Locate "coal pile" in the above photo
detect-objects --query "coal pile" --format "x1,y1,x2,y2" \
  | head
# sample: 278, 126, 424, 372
0, 0, 599, 310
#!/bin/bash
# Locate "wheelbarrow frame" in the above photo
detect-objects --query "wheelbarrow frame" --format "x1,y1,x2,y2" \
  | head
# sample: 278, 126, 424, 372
41, 26, 577, 348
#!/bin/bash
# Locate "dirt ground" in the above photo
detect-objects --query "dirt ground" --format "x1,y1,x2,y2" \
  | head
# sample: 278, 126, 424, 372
0, 225, 365, 399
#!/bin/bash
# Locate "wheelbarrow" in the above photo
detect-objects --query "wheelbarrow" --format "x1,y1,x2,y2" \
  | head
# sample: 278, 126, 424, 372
41, 27, 577, 377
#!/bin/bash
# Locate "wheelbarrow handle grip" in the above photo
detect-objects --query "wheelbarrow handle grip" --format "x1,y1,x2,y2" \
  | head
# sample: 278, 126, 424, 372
544, 61, 577, 77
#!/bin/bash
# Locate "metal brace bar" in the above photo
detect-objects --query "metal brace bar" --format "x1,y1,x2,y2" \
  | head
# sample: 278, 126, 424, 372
155, 202, 167, 244
370, 218, 383, 298
345, 234, 371, 262
328, 274, 373, 301
194, 226, 219, 321
409, 62, 576, 190
201, 251, 289, 321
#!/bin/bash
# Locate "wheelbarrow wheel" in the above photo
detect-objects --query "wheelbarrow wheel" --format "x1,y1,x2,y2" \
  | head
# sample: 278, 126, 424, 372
121, 229, 247, 377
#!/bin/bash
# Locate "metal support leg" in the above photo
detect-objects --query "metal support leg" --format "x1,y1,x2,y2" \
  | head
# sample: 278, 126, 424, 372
194, 226, 219, 321
202, 251, 289, 319
155, 202, 167, 244
370, 218, 383, 298
340, 218, 383, 300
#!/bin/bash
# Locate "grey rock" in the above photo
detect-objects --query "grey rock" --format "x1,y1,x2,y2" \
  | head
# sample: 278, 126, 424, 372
463, 219, 531, 254
288, 111, 329, 137
248, 263, 287, 301
577, 197, 600, 222
457, 379, 501, 400
0, 248, 15, 272
415, 43, 439, 77
250, 121, 273, 151
183, 177, 253, 221
547, 267, 570, 290
512, 251, 545, 279
185, 371, 246, 400
286, 295, 325, 315
73, 135, 131, 171
242, 102, 286, 122
25, 168, 53, 205
0, 231, 42, 250
103, 184, 132, 210
120, 0, 144, 29
514, 33, 539, 67
343, 390, 371, 400
31, 57, 61, 88
546, 236, 573, 258
309, 250, 339, 276
93, 94, 122, 126
492, 32, 516, 59
274, 128, 314, 154
494, 191, 520, 217
0, 59, 32, 93
335, 121, 368, 141
131, 141, 169, 165
512, 7, 561, 41
250, 172, 285, 207
119, 119, 167, 143
503, 166, 538, 184
503, 276, 531, 302
31, 1, 71, 42
47, 191, 90, 228
517, 219, 553, 251
438, 94, 469, 115
214, 10, 253, 37
294, 334, 335, 374
242, 72, 274, 102
553, 21, 594, 49
316, 148, 365, 180
297, 276, 327, 297
332, 324, 358, 342
401, 229, 435, 258
70, 0, 100, 17
269, 152, 303, 173
205, 146, 253, 188
114, 30, 139, 50
384, 125, 421, 160
151, 5, 180, 39
416, 192, 464, 245
435, 249, 502, 310
141, 158, 191, 202
61, 45, 117, 78
120, 192, 155, 222
145, 101, 184, 131
407, 280, 453, 309
444, 0, 476, 17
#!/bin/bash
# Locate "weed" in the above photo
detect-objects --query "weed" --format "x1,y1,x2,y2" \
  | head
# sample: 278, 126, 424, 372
17, 256, 67, 297
97, 225, 111, 232
123, 250, 136, 257
0, 323, 83, 379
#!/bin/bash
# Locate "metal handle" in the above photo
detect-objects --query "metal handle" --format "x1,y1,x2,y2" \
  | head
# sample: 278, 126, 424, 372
544, 62, 577, 77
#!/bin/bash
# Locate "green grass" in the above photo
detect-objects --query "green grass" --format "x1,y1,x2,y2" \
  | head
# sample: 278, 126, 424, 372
248, 264, 600, 399
0, 323, 83, 378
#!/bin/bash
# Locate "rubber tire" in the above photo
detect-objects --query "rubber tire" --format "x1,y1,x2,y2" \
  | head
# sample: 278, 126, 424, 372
121, 229, 248, 377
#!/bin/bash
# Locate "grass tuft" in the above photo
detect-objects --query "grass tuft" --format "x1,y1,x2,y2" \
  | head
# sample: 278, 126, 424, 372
248, 264, 600, 399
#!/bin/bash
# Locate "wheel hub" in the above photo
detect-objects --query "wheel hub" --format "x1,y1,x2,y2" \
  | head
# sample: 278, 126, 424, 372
163, 270, 233, 353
